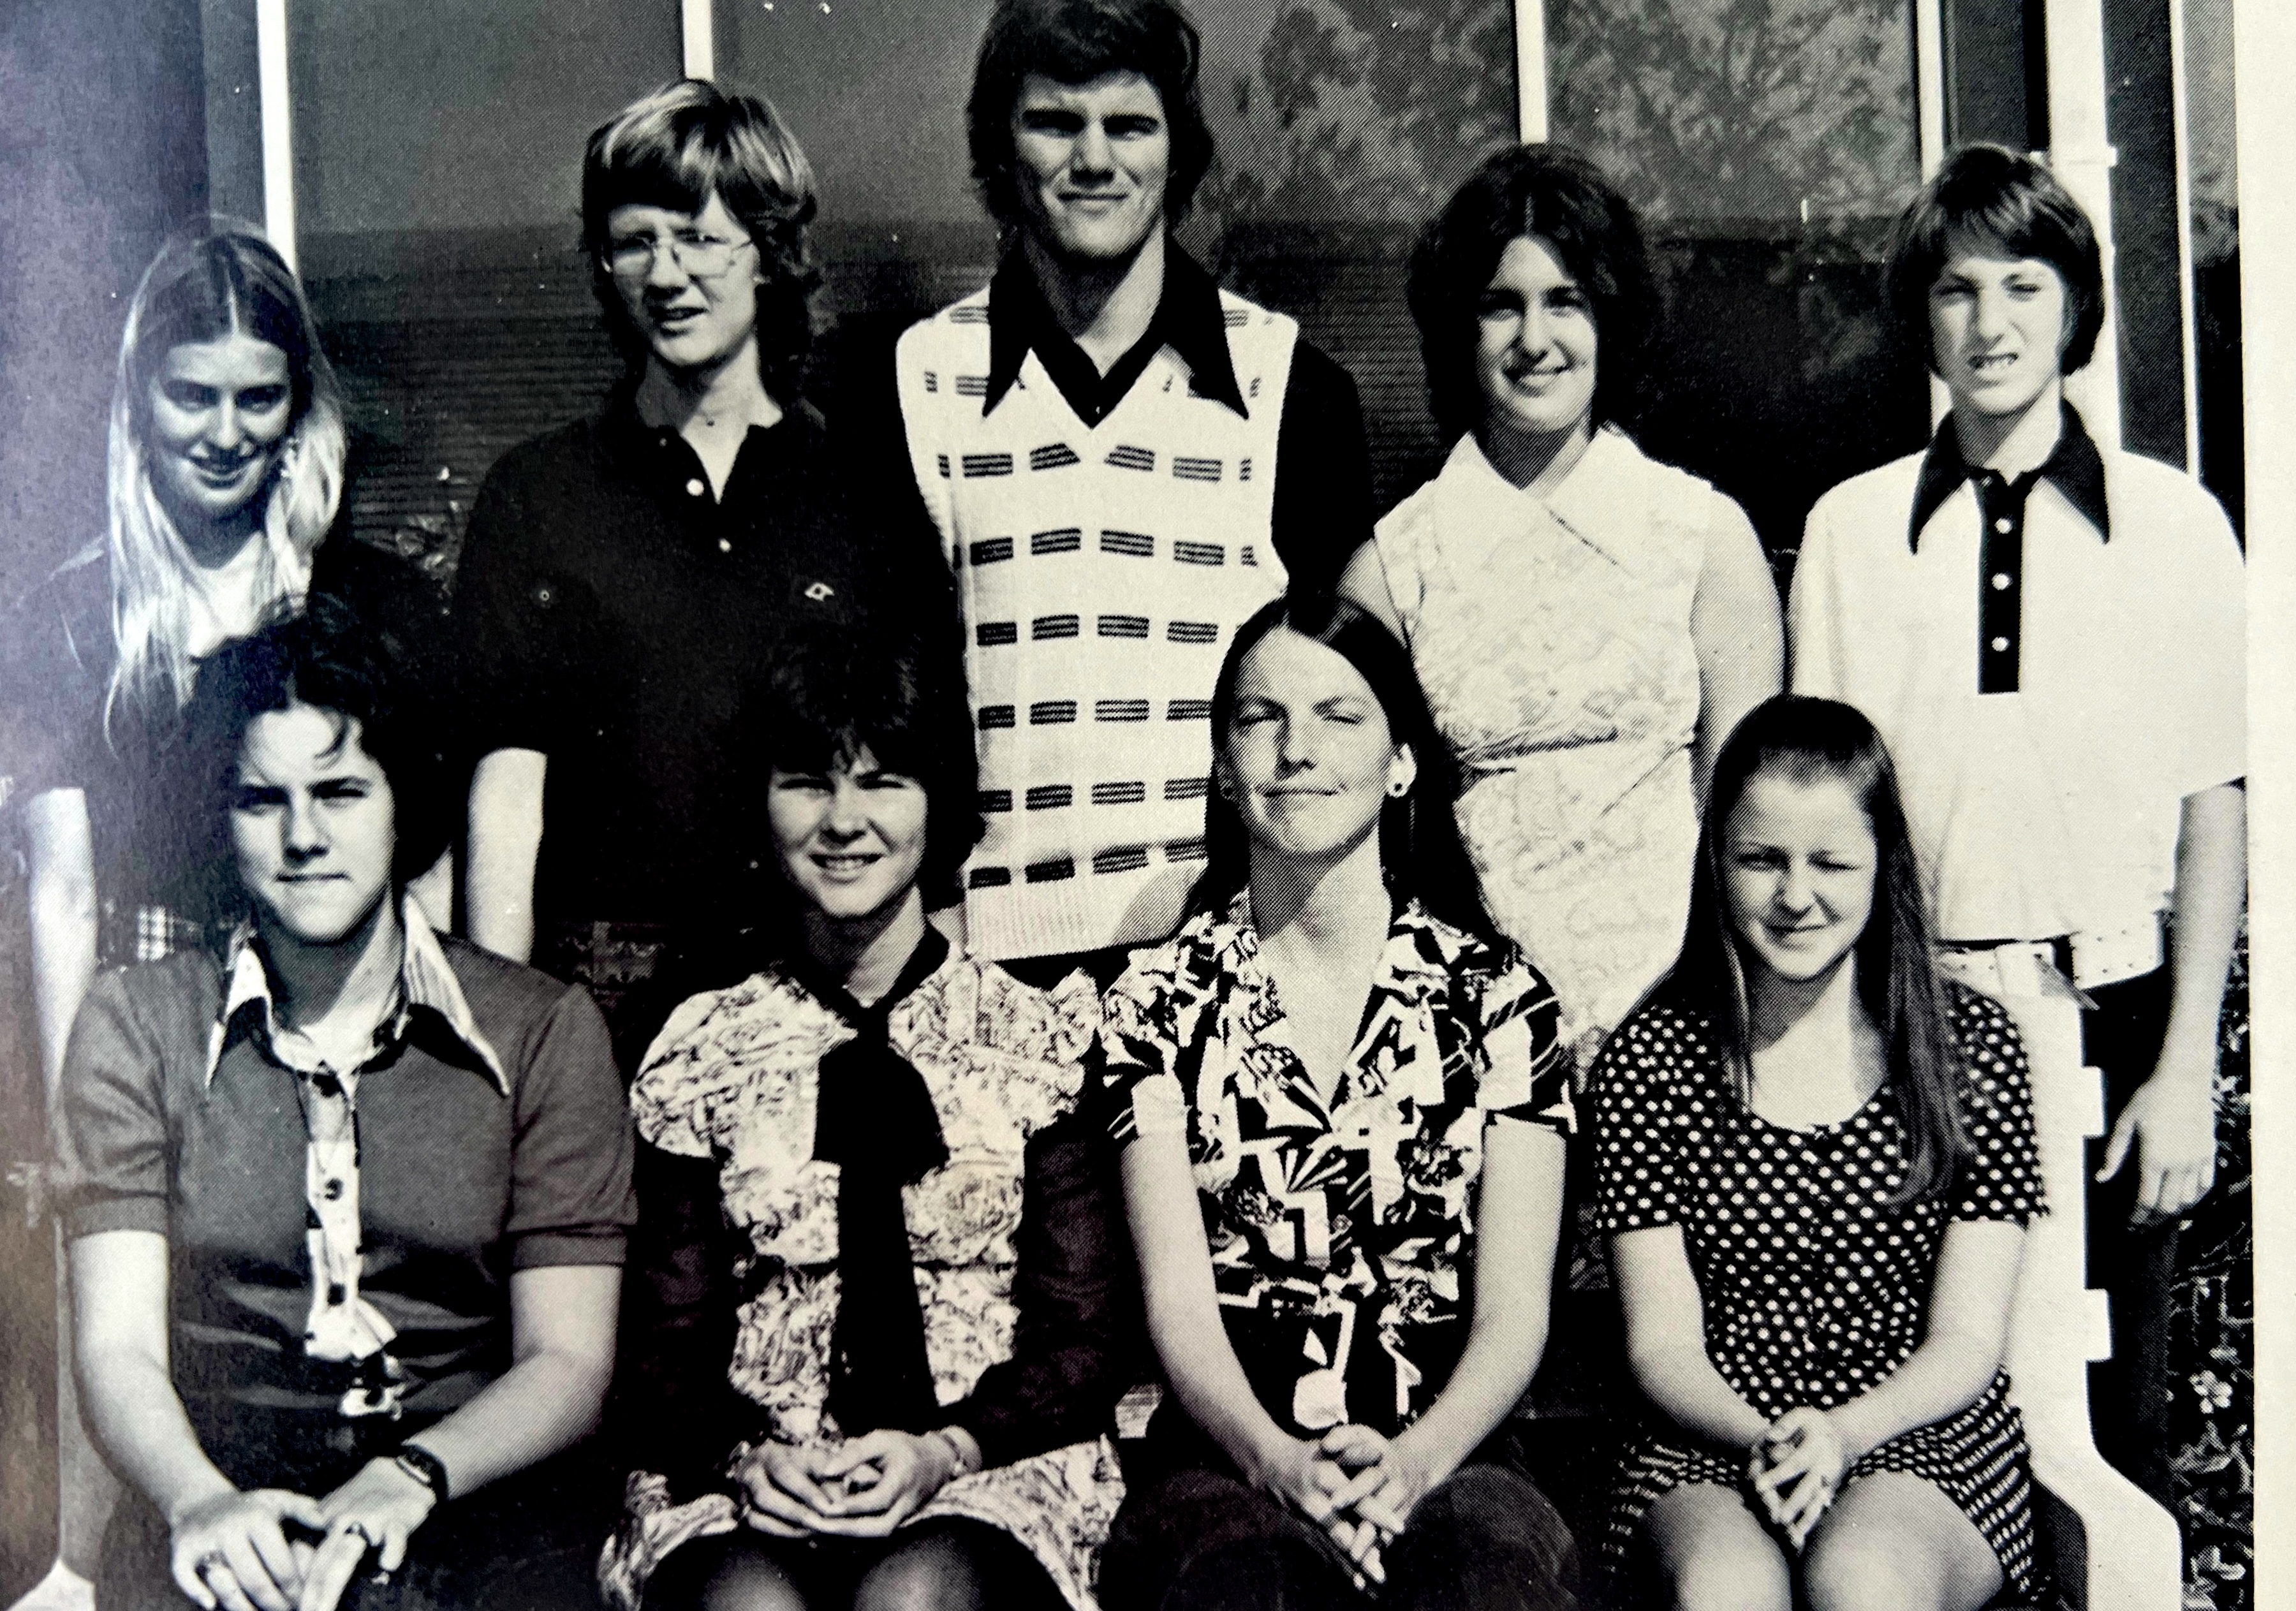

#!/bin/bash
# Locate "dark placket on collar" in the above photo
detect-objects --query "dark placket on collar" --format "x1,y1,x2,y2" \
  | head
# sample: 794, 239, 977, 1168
980, 242, 1249, 423
1907, 404, 2110, 696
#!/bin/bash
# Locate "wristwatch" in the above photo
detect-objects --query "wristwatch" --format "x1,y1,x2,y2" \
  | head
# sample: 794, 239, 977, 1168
393, 1442, 450, 1504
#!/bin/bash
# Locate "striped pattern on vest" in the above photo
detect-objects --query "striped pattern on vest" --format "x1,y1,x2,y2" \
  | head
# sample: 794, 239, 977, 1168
897, 286, 1299, 961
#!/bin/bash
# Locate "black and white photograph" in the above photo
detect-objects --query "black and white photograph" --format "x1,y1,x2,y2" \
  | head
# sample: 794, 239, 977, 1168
0, 2, 2274, 1610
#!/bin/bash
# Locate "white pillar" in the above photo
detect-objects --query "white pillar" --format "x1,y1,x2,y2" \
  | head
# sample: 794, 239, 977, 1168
683, 0, 716, 82
2043, 0, 2123, 450
256, 0, 295, 270
1514, 0, 1547, 143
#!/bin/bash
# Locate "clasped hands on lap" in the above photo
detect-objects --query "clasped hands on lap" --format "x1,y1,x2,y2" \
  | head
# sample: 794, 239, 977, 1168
165, 1455, 436, 1611
1745, 1406, 1850, 1552
1251, 1422, 1441, 1589
732, 1428, 976, 1541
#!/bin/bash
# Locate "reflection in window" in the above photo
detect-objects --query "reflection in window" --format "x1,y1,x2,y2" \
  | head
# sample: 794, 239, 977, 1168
1545, 0, 1929, 555
1189, 0, 1522, 507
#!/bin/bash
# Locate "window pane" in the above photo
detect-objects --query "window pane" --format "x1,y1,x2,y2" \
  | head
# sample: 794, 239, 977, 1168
288, 0, 682, 559
1194, 0, 1521, 508
1545, 0, 1930, 551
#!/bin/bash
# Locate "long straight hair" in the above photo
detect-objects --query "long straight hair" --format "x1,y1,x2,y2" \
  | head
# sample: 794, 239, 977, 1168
1187, 594, 1502, 948
102, 223, 346, 743
1674, 696, 1968, 1203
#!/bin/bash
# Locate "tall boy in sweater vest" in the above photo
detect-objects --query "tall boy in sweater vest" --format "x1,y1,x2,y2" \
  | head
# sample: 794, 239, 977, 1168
895, 0, 1374, 983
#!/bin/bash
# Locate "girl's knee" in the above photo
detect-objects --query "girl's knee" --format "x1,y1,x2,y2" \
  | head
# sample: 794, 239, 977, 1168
1802, 1534, 1945, 1611
1660, 1536, 1792, 1611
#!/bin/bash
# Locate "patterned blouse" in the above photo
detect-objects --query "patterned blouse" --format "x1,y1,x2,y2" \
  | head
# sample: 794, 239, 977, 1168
600, 949, 1127, 1611
1374, 428, 1756, 1068
1100, 894, 1572, 1438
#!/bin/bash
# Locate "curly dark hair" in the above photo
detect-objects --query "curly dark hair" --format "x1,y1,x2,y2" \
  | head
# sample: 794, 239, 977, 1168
1408, 144, 1656, 445
965, 0, 1216, 232
1883, 143, 2106, 378
582, 78, 823, 401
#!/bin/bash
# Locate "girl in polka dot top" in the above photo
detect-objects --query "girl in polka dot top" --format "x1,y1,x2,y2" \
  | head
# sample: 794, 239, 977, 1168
1593, 695, 2045, 1611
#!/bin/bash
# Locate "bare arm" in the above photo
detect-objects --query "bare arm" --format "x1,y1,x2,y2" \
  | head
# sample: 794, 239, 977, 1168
27, 788, 99, 1102
1612, 1223, 1773, 1452
1302, 1117, 1569, 1550
1337, 542, 1405, 639
2099, 780, 2246, 1218
1689, 502, 1784, 805
465, 749, 546, 963
394, 1263, 619, 1496
74, 1231, 327, 1611
1392, 1121, 1565, 1484
1121, 1130, 1306, 1488
1821, 1219, 2024, 1461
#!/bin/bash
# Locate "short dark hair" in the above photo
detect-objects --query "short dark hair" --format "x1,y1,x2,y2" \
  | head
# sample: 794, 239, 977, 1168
745, 620, 983, 913
1189, 594, 1502, 949
1884, 143, 2107, 377
184, 591, 457, 895
1668, 695, 1968, 1205
1408, 144, 1656, 444
965, 0, 1216, 231
582, 78, 824, 399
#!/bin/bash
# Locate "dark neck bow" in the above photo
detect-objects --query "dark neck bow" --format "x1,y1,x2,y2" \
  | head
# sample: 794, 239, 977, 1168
789, 926, 952, 1436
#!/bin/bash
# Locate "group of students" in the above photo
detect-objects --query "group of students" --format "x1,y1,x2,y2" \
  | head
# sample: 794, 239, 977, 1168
2, 1, 2244, 1609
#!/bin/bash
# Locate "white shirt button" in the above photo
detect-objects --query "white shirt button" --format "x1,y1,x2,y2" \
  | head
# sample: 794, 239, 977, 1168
718, 538, 732, 554
1991, 636, 2011, 652
686, 478, 707, 497
1992, 573, 2012, 590
1994, 517, 2013, 534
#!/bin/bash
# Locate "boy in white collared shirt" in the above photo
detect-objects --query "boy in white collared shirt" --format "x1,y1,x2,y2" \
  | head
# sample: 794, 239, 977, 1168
1788, 145, 2245, 1507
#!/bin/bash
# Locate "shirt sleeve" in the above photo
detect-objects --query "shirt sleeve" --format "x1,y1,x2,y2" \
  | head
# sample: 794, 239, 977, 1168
1947, 989, 2047, 1225
50, 969, 173, 1240
1469, 949, 1573, 1135
1, 564, 107, 804
1786, 492, 1846, 700
947, 1109, 1134, 1467
1097, 949, 1191, 1147
611, 1138, 759, 1499
2160, 480, 2246, 795
448, 457, 563, 761
1269, 339, 1374, 603
1591, 1009, 1685, 1233
504, 982, 639, 1267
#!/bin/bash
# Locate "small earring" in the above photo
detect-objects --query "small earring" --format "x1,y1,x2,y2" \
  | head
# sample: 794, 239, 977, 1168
1388, 779, 1410, 797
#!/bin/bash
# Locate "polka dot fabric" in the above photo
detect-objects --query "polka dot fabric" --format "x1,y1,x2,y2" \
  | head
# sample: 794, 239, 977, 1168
1591, 983, 2045, 1596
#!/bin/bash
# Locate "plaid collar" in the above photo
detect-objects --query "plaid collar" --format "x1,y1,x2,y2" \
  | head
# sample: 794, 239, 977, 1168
206, 891, 509, 1094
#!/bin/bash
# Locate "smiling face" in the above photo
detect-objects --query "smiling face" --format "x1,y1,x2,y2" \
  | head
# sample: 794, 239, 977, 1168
1927, 243, 2071, 420
231, 702, 397, 948
1221, 628, 1415, 867
603, 191, 764, 377
1721, 769, 1879, 992
145, 331, 295, 534
1475, 233, 1599, 451
1008, 71, 1170, 265
768, 745, 931, 925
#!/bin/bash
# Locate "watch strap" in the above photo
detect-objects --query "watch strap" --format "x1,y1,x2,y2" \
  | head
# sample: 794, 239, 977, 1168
394, 1442, 450, 1504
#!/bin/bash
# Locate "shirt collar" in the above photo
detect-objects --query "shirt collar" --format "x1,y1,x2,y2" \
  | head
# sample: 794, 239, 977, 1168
1909, 402, 2110, 552
982, 242, 1248, 419
207, 891, 509, 1094
1220, 889, 1448, 984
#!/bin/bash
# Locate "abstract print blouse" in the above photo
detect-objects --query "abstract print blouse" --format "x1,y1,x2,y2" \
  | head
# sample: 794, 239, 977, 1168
1101, 894, 1573, 1439
601, 947, 1128, 1611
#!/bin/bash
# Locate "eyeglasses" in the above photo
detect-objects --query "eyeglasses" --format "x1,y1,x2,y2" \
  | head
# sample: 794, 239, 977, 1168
601, 228, 755, 281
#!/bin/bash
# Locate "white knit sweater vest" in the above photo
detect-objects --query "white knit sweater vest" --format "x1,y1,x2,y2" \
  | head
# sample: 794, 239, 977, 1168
897, 285, 1299, 961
